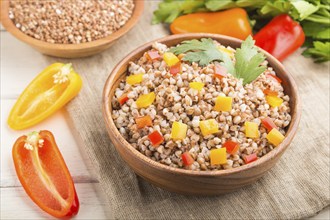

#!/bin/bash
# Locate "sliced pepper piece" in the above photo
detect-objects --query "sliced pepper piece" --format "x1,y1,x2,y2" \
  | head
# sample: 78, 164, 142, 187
182, 152, 194, 166
189, 82, 205, 91
12, 130, 79, 218
135, 115, 153, 129
261, 117, 278, 133
266, 95, 283, 108
171, 121, 188, 140
214, 63, 228, 79
223, 140, 240, 155
148, 130, 164, 147
136, 92, 156, 108
163, 52, 180, 67
118, 93, 129, 105
245, 121, 260, 138
126, 74, 144, 85
214, 96, 232, 112
199, 119, 219, 136
170, 62, 182, 75
263, 89, 278, 96
266, 128, 285, 146
8, 63, 82, 130
243, 153, 258, 164
210, 148, 227, 165
146, 50, 161, 61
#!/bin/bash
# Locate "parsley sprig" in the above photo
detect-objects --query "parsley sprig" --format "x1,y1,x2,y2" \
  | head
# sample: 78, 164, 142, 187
169, 36, 266, 85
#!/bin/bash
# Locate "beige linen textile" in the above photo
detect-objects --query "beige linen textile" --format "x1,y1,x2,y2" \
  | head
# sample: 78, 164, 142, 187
58, 3, 329, 219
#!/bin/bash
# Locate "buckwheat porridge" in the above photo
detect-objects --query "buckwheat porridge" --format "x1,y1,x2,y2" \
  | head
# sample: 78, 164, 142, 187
111, 37, 291, 171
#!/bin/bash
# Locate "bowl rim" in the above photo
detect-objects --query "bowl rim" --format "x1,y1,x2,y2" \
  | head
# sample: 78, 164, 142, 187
0, 0, 144, 49
102, 33, 302, 177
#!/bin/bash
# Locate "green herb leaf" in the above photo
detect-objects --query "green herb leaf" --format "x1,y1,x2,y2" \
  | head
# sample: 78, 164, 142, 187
234, 36, 266, 85
302, 41, 330, 62
169, 36, 266, 84
205, 0, 236, 11
302, 21, 330, 39
169, 38, 224, 66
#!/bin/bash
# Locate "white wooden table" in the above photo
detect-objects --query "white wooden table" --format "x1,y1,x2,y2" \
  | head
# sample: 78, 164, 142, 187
1, 25, 329, 219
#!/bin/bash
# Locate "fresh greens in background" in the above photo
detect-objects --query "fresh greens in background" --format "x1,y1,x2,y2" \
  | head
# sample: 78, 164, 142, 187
153, 0, 330, 63
170, 36, 266, 85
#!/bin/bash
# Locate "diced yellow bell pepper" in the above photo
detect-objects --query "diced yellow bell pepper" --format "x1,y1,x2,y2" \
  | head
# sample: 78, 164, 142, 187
266, 128, 285, 146
210, 148, 227, 165
136, 92, 156, 108
245, 121, 259, 138
266, 95, 283, 108
214, 96, 232, 112
171, 121, 188, 140
163, 52, 180, 67
217, 46, 234, 59
126, 74, 144, 85
189, 82, 205, 91
199, 119, 219, 136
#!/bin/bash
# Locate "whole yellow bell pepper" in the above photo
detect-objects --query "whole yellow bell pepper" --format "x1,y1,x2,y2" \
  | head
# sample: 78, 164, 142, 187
7, 63, 82, 130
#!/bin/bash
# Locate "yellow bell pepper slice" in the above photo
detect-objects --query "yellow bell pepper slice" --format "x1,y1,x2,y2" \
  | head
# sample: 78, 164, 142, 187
163, 52, 180, 67
126, 74, 144, 85
136, 92, 156, 108
217, 46, 235, 59
199, 119, 219, 136
189, 82, 205, 91
245, 121, 259, 138
171, 121, 188, 140
266, 95, 283, 108
7, 63, 82, 130
214, 96, 232, 112
210, 148, 227, 165
266, 128, 285, 146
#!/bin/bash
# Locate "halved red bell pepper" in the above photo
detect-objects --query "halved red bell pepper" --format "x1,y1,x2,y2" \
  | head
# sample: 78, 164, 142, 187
254, 14, 305, 61
12, 130, 79, 218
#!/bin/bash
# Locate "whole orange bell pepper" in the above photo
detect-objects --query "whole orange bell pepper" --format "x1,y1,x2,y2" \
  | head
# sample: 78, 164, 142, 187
12, 130, 79, 218
170, 8, 252, 40
7, 63, 82, 130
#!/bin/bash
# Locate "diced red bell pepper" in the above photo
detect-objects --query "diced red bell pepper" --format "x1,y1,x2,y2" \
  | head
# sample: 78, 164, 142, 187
148, 130, 164, 147
223, 140, 239, 155
243, 153, 258, 164
266, 74, 282, 83
181, 152, 194, 166
261, 117, 278, 133
146, 50, 161, 61
214, 64, 227, 79
263, 89, 278, 96
118, 93, 129, 105
135, 115, 153, 129
254, 14, 305, 61
170, 62, 181, 75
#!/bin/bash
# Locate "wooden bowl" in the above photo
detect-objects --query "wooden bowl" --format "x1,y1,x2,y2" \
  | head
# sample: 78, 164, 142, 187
0, 0, 144, 58
102, 33, 301, 195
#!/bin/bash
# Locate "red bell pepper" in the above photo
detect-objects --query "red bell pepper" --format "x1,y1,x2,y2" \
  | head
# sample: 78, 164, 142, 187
118, 93, 129, 105
266, 74, 282, 83
262, 117, 278, 133
263, 89, 278, 96
181, 152, 194, 166
12, 131, 79, 218
214, 63, 227, 79
243, 153, 258, 164
223, 140, 239, 155
254, 14, 305, 61
170, 62, 181, 75
135, 115, 153, 129
148, 130, 164, 147
146, 50, 161, 61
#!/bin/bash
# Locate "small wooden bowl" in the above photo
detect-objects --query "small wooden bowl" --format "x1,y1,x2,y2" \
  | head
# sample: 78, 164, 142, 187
102, 34, 301, 195
0, 0, 144, 58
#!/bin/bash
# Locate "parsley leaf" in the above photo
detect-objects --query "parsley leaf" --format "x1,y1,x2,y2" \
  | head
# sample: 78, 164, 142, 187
302, 41, 330, 62
169, 38, 224, 66
234, 36, 266, 85
169, 36, 266, 85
